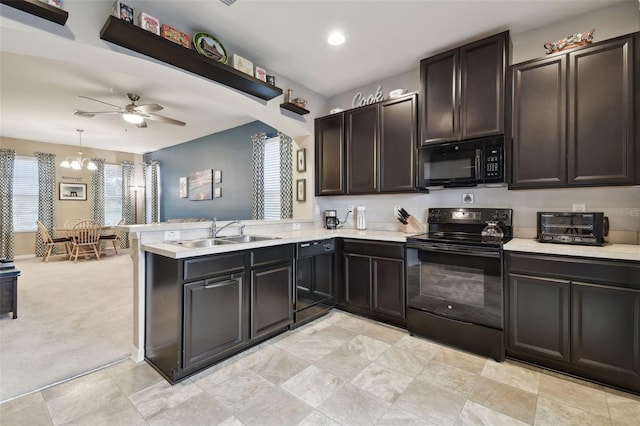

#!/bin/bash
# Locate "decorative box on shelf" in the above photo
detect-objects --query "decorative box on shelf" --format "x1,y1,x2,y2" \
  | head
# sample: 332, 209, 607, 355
232, 54, 253, 76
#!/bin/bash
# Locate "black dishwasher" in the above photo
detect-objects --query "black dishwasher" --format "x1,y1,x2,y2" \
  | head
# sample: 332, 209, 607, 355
294, 239, 335, 326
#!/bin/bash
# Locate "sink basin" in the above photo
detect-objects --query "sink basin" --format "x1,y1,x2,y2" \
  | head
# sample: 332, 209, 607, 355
172, 238, 236, 248
219, 235, 280, 243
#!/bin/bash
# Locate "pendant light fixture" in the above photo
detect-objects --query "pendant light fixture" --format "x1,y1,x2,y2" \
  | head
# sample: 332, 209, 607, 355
60, 129, 97, 171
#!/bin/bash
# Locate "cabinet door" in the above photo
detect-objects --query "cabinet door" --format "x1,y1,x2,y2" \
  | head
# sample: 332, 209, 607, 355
380, 94, 417, 192
314, 252, 334, 299
571, 282, 640, 381
315, 114, 345, 195
568, 36, 636, 185
511, 56, 567, 188
346, 104, 379, 193
506, 273, 570, 363
251, 262, 293, 338
459, 32, 506, 139
182, 274, 245, 370
344, 253, 372, 310
420, 50, 458, 145
372, 257, 405, 319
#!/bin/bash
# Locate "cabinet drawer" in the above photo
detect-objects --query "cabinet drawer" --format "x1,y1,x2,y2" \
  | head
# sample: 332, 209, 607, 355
343, 240, 405, 259
250, 244, 294, 268
183, 252, 245, 281
507, 252, 640, 289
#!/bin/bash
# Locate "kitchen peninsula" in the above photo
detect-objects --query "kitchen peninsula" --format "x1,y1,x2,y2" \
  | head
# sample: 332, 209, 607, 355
122, 219, 639, 392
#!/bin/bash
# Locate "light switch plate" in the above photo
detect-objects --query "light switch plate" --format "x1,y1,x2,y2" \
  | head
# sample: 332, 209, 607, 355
572, 204, 586, 212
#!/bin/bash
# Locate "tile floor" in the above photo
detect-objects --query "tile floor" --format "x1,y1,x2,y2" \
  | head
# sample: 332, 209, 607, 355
1, 310, 639, 425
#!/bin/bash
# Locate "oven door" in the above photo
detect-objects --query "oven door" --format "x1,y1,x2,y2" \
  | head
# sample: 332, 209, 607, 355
407, 243, 503, 330
417, 143, 481, 188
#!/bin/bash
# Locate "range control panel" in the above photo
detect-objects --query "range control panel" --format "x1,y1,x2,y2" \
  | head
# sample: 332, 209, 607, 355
428, 208, 512, 226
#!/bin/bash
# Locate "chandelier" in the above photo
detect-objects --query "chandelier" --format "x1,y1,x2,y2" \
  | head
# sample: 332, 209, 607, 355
60, 129, 97, 170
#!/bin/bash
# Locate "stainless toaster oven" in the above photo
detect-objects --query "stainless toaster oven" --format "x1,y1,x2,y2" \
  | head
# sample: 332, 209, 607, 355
537, 212, 609, 246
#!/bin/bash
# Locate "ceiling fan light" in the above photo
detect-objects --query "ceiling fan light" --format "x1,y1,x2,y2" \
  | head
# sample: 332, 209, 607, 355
87, 161, 97, 171
60, 160, 71, 168
123, 112, 144, 124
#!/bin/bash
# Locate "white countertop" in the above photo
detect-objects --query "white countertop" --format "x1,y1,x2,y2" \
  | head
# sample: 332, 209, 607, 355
504, 238, 640, 262
142, 228, 409, 259
141, 227, 639, 262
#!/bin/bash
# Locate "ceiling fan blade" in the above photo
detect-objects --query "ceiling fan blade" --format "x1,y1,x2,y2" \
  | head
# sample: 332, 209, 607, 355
79, 95, 123, 110
146, 113, 186, 126
136, 119, 148, 129
74, 109, 122, 116
134, 103, 163, 113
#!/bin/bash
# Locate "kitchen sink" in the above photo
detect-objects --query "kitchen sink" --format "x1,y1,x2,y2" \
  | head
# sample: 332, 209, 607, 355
172, 238, 236, 248
218, 235, 280, 243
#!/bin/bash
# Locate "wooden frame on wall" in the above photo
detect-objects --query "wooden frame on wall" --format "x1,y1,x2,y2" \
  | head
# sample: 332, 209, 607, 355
59, 183, 87, 201
296, 179, 306, 201
296, 148, 306, 172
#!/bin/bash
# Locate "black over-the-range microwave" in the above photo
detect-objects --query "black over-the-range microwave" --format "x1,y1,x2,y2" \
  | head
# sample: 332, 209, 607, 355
417, 136, 505, 189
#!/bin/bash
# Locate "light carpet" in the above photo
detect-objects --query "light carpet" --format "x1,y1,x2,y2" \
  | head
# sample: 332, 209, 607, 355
0, 251, 133, 402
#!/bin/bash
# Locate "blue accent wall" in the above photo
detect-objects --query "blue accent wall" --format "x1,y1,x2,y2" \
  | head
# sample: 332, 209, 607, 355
143, 121, 276, 221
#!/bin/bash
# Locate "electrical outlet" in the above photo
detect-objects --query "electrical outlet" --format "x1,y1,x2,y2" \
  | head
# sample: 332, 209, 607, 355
348, 205, 354, 214
164, 230, 180, 241
394, 206, 401, 215
315, 205, 320, 215
462, 193, 474, 204
572, 204, 586, 212
292, 223, 301, 230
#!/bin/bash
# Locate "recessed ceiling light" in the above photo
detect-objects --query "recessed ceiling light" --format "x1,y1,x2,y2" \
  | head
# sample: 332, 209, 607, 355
327, 32, 345, 46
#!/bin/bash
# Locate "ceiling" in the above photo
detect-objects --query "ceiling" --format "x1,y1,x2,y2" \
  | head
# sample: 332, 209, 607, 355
0, 0, 623, 154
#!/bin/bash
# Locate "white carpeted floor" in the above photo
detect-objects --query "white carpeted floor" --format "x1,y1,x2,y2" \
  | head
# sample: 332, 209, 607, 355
0, 251, 133, 402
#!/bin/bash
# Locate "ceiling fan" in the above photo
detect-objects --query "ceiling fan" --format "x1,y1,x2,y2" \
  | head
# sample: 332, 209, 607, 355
73, 93, 186, 128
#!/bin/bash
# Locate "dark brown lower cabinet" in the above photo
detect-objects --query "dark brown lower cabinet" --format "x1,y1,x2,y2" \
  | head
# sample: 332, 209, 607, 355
341, 239, 406, 327
251, 262, 293, 339
183, 274, 246, 370
506, 252, 640, 393
507, 273, 570, 363
145, 245, 293, 383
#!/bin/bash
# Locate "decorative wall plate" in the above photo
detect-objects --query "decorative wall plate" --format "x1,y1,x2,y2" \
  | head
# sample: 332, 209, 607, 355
193, 32, 227, 63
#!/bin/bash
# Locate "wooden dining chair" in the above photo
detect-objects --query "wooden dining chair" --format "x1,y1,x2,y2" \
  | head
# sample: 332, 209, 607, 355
36, 220, 72, 262
69, 220, 102, 262
99, 218, 125, 255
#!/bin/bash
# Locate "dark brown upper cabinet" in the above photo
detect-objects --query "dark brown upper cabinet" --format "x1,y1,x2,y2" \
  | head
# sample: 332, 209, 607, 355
315, 113, 346, 195
315, 93, 418, 195
346, 104, 379, 194
420, 31, 509, 145
511, 33, 638, 189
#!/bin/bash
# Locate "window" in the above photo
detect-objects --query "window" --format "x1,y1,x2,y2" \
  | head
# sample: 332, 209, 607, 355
263, 136, 281, 219
12, 156, 38, 232
104, 164, 122, 226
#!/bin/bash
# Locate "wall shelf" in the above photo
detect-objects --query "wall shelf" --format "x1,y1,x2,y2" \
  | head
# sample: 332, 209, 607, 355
99, 16, 283, 101
0, 0, 68, 25
280, 102, 310, 115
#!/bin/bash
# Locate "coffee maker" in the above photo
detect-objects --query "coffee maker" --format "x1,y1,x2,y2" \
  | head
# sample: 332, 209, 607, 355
324, 210, 340, 230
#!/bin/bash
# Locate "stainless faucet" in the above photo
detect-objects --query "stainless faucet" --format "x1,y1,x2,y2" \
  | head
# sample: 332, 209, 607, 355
213, 219, 242, 238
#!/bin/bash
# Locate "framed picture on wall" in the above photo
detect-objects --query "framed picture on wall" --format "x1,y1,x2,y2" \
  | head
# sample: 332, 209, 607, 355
188, 169, 213, 201
296, 179, 306, 202
179, 177, 188, 198
59, 182, 87, 201
296, 148, 306, 172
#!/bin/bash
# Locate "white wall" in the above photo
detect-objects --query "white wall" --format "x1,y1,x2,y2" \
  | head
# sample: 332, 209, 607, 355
316, 2, 640, 244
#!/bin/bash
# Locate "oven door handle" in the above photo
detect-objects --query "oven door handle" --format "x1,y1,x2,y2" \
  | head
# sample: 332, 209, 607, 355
407, 243, 501, 258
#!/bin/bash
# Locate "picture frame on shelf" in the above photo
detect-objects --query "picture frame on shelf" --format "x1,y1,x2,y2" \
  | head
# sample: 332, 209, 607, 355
59, 183, 87, 201
296, 179, 306, 202
296, 148, 306, 172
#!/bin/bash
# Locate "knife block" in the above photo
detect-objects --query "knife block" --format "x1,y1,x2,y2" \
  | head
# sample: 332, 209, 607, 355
403, 216, 424, 234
